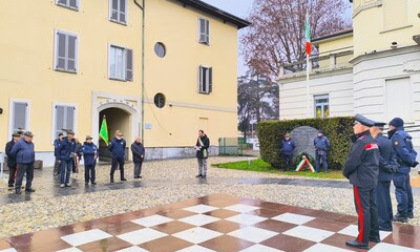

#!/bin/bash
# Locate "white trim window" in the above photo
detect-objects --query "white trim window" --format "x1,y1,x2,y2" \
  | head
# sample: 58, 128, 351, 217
53, 105, 76, 138
198, 18, 210, 44
198, 65, 213, 94
54, 30, 78, 73
56, 0, 79, 10
9, 100, 30, 138
109, 45, 133, 81
109, 0, 128, 24
314, 94, 330, 118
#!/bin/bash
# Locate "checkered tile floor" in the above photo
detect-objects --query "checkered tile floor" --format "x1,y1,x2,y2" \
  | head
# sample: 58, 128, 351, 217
1, 194, 420, 252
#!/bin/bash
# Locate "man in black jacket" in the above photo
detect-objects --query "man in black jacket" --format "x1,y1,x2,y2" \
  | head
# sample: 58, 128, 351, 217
373, 122, 398, 231
343, 114, 380, 250
195, 130, 210, 178
131, 137, 145, 179
5, 133, 21, 190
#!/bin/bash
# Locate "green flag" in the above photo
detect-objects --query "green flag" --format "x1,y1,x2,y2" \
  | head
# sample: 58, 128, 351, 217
99, 115, 109, 146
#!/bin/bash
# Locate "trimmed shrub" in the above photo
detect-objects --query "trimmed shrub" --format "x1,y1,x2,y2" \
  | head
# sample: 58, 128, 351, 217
258, 117, 355, 170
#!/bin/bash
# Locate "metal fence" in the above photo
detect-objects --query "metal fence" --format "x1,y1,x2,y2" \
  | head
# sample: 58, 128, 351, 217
218, 137, 254, 156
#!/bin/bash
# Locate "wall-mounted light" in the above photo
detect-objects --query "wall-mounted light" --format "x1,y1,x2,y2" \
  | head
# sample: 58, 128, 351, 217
391, 42, 398, 49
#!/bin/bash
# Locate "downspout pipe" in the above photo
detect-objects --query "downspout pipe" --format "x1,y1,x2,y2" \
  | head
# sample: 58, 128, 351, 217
134, 0, 145, 144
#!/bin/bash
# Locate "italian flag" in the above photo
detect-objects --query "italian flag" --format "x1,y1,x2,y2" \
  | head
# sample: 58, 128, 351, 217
305, 13, 311, 55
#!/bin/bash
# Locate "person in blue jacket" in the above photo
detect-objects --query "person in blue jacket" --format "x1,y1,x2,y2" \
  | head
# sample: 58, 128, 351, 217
280, 133, 296, 170
10, 131, 36, 194
5, 133, 20, 190
108, 130, 127, 183
373, 122, 398, 231
314, 129, 331, 173
53, 133, 63, 175
388, 117, 418, 223
82, 136, 98, 185
58, 130, 76, 188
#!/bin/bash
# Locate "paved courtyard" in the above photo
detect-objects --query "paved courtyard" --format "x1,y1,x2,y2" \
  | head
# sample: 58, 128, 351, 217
0, 157, 419, 251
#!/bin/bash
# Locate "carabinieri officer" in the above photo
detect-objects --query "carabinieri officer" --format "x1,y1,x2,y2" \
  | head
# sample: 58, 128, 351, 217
343, 114, 380, 250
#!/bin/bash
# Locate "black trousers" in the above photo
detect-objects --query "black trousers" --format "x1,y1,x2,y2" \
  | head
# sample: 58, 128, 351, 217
110, 157, 125, 180
84, 165, 96, 183
15, 163, 34, 190
282, 154, 293, 170
376, 181, 393, 230
134, 162, 143, 177
7, 165, 17, 187
354, 186, 379, 244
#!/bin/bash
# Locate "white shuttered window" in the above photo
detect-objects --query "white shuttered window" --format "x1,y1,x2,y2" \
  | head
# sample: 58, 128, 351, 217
12, 102, 29, 132
198, 66, 213, 94
56, 0, 79, 10
198, 18, 210, 44
109, 45, 133, 81
55, 30, 78, 73
110, 0, 127, 24
54, 105, 76, 137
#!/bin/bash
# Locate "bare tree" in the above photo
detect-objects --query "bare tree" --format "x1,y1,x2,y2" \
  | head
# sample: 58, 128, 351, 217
242, 0, 351, 78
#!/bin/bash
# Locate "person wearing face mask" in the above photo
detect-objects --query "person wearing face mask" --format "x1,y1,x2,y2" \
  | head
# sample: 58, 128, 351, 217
343, 114, 380, 250
388, 117, 418, 223
108, 130, 127, 183
314, 129, 331, 173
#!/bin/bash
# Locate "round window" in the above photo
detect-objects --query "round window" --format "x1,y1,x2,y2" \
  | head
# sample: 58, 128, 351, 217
154, 93, 166, 108
154, 42, 166, 58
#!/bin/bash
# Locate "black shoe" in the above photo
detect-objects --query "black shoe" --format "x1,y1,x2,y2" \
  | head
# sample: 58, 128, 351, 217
15, 190, 21, 195
92, 182, 97, 185
201, 175, 207, 178
345, 240, 369, 250
196, 174, 202, 178
110, 179, 114, 183
393, 214, 408, 223
65, 184, 71, 188
134, 176, 140, 179
85, 182, 89, 186
121, 178, 127, 182
379, 226, 393, 232
369, 237, 381, 243
25, 188, 35, 193
408, 212, 414, 219
139, 175, 143, 179
8, 186, 14, 191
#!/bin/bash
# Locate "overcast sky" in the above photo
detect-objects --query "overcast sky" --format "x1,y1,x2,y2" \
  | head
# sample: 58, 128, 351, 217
200, 0, 352, 76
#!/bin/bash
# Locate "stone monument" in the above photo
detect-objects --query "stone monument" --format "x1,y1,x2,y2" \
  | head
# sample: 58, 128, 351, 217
290, 126, 318, 158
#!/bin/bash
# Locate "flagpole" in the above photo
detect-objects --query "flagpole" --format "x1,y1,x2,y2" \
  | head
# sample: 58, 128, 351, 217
305, 10, 310, 118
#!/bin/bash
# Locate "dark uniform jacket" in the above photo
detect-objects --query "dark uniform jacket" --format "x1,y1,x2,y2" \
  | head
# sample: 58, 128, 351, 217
82, 142, 98, 166
10, 139, 35, 165
196, 135, 210, 159
109, 138, 126, 159
131, 142, 145, 164
59, 137, 76, 161
376, 134, 398, 182
280, 139, 296, 156
5, 140, 17, 168
389, 127, 418, 174
314, 136, 331, 152
54, 139, 62, 157
343, 130, 379, 189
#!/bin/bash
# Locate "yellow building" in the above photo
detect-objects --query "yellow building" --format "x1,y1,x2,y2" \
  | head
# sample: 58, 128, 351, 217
0, 0, 249, 165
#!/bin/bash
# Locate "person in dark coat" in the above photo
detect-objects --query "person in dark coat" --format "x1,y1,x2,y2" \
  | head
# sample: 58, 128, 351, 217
131, 137, 145, 179
195, 130, 210, 178
53, 133, 63, 175
343, 114, 380, 250
82, 136, 98, 185
73, 138, 82, 173
280, 133, 296, 170
314, 129, 331, 173
108, 130, 127, 183
58, 131, 76, 188
388, 117, 418, 223
373, 122, 398, 231
10, 131, 36, 194
5, 133, 21, 190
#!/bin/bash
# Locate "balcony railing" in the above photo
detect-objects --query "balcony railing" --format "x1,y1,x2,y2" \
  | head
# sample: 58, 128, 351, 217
278, 50, 354, 79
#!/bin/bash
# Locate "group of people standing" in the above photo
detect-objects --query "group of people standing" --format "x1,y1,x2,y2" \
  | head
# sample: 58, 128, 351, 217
343, 115, 417, 250
279, 129, 331, 172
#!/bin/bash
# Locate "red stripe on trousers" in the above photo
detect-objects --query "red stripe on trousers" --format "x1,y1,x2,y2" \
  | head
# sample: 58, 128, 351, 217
354, 186, 364, 243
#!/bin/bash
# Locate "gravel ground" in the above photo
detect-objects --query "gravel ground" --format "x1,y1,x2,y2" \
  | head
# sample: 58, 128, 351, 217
0, 157, 419, 239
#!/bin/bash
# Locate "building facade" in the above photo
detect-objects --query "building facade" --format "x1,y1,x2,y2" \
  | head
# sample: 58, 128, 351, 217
278, 0, 420, 121
0, 0, 249, 166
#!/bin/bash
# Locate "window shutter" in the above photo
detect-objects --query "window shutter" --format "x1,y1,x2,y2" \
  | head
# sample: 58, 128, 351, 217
69, 0, 78, 9
58, 0, 67, 5
205, 20, 210, 44
119, 0, 126, 23
66, 106, 75, 130
126, 49, 133, 81
13, 102, 27, 131
198, 66, 203, 93
208, 67, 213, 93
111, 0, 119, 20
67, 35, 77, 72
199, 18, 207, 43
56, 32, 67, 70
56, 105, 65, 135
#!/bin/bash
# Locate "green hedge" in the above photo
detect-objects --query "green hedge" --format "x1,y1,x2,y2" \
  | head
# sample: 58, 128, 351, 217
258, 117, 355, 170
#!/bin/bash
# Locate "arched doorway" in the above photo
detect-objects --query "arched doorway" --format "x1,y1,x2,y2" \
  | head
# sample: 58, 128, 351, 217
98, 107, 131, 162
